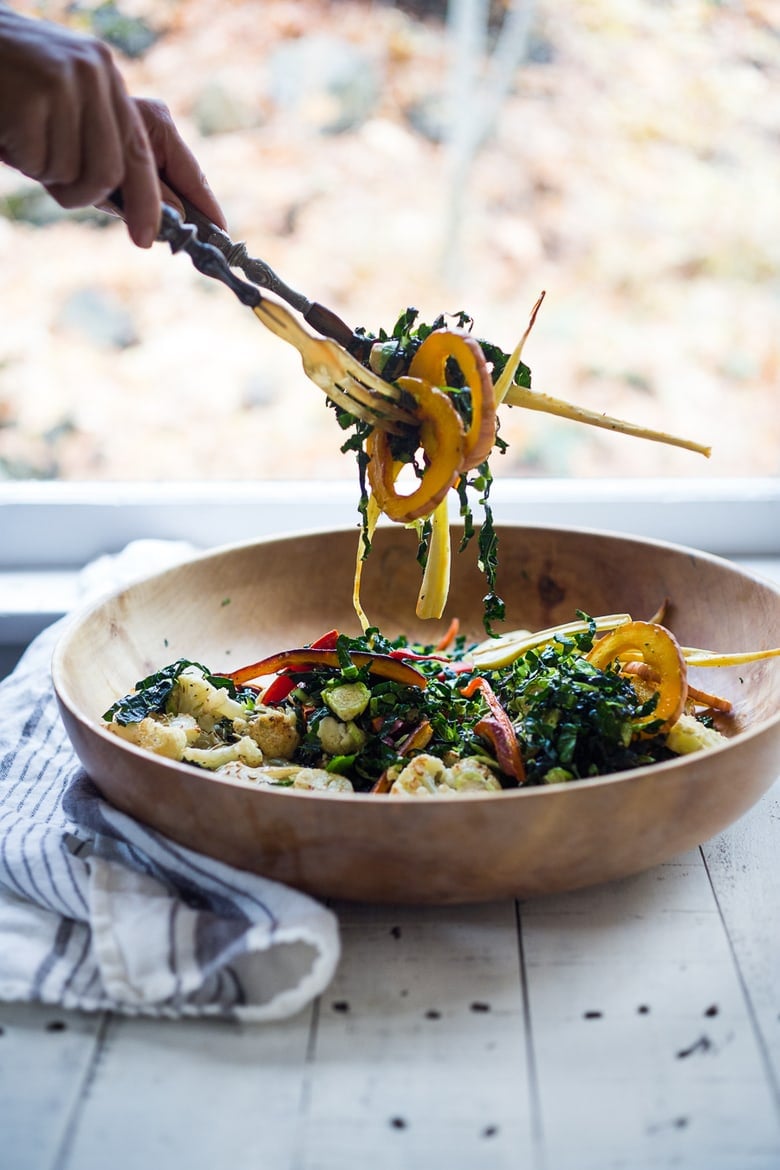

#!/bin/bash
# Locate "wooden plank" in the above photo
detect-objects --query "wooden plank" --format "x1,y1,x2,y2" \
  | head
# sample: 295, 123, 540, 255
702, 787, 780, 1093
294, 901, 535, 1170
3, 800, 778, 1170
521, 850, 780, 1170
0, 1002, 106, 1170
56, 1011, 314, 1170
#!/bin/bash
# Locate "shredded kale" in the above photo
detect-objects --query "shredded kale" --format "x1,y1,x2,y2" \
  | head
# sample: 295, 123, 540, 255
259, 621, 681, 790
344, 307, 524, 633
105, 614, 706, 793
490, 631, 672, 784
102, 659, 250, 725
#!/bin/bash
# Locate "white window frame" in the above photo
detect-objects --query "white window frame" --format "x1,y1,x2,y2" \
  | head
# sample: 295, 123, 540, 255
1, 476, 778, 651
1, 476, 777, 566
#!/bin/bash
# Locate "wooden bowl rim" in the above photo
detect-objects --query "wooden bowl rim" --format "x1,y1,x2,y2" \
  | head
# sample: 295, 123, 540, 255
52, 522, 780, 806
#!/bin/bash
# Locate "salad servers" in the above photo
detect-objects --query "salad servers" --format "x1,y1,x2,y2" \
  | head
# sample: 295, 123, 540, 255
109, 190, 414, 432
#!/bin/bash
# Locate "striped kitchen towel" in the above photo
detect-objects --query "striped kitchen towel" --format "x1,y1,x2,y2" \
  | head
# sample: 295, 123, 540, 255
0, 542, 340, 1022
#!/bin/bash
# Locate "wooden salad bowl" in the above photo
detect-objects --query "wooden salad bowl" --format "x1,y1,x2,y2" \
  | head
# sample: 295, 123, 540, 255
52, 525, 780, 904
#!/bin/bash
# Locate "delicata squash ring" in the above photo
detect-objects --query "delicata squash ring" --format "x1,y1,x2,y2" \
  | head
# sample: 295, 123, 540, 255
586, 620, 688, 734
366, 375, 465, 523
407, 330, 497, 471
365, 330, 496, 526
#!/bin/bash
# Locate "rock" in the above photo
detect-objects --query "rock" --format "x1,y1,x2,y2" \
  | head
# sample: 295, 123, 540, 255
267, 35, 380, 134
82, 1, 160, 59
56, 288, 139, 351
403, 92, 448, 143
0, 187, 69, 228
0, 184, 119, 229
192, 81, 257, 137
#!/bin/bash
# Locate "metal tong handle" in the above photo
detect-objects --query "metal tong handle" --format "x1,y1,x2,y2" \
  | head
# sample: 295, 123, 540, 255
109, 189, 358, 348
110, 189, 262, 308
179, 197, 357, 349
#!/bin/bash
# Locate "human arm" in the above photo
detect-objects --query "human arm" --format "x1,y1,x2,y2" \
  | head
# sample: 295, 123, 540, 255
0, 4, 226, 246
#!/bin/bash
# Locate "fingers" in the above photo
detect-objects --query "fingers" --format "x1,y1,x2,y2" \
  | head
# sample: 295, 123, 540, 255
44, 43, 125, 209
47, 52, 161, 246
0, 9, 223, 247
137, 98, 227, 231
107, 72, 161, 247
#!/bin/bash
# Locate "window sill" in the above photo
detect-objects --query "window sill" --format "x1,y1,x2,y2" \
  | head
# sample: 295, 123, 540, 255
1, 477, 777, 672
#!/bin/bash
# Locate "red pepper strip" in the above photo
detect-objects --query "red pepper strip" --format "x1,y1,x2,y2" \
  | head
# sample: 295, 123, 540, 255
260, 628, 343, 703
260, 674, 297, 704
310, 629, 340, 650
460, 676, 525, 783
388, 648, 451, 663
224, 648, 427, 690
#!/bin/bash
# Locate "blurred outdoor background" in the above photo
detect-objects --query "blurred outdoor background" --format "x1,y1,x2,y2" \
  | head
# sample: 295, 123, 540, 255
0, 0, 777, 482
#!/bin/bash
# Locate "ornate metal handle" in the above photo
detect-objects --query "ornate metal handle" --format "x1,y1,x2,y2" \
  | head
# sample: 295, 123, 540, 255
156, 203, 262, 309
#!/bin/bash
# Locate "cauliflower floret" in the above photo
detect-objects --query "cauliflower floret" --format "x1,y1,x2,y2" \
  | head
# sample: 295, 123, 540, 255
107, 713, 199, 761
237, 706, 301, 759
183, 735, 264, 771
289, 768, 354, 793
439, 758, 502, 794
168, 667, 247, 731
217, 762, 353, 793
390, 753, 501, 797
666, 713, 728, 755
317, 715, 367, 756
389, 754, 447, 797
214, 761, 270, 786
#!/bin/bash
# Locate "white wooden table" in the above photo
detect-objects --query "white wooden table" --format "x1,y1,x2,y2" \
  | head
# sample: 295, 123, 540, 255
2, 556, 779, 1170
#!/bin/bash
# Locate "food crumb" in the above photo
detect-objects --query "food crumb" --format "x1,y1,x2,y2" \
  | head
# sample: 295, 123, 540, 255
676, 1034, 712, 1059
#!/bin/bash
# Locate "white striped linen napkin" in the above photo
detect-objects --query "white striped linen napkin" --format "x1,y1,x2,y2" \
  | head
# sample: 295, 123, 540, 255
0, 542, 340, 1022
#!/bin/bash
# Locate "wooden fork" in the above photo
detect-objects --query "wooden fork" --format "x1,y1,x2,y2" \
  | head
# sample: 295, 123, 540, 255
155, 200, 415, 433
251, 298, 417, 433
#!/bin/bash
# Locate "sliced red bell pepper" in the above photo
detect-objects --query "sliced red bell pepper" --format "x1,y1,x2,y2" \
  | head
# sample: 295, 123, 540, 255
387, 648, 451, 663
260, 674, 297, 704
309, 629, 340, 651
460, 676, 525, 783
259, 629, 343, 703
225, 648, 428, 690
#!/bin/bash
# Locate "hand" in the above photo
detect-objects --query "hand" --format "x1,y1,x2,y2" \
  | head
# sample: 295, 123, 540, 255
0, 6, 226, 247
